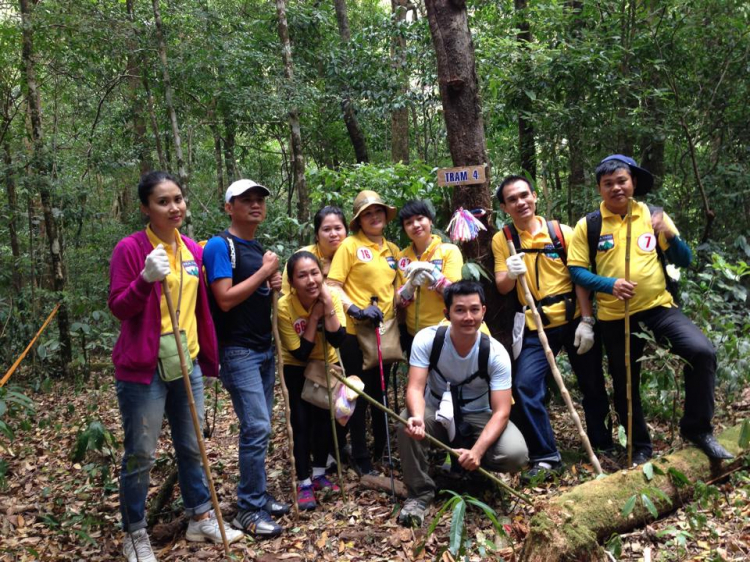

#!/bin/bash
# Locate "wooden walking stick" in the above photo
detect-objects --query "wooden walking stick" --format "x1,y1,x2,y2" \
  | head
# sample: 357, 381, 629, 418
322, 337, 347, 501
161, 281, 231, 556
624, 198, 634, 467
506, 241, 603, 475
271, 290, 300, 519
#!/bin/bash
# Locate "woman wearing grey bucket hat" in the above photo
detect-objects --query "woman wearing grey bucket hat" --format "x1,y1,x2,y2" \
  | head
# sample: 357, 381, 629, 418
327, 190, 400, 476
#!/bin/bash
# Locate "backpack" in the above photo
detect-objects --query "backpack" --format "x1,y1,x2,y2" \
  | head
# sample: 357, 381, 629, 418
502, 220, 575, 327
585, 206, 679, 303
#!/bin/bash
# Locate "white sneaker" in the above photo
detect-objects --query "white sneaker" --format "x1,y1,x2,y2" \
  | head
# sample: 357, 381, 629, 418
123, 528, 157, 562
186, 510, 244, 545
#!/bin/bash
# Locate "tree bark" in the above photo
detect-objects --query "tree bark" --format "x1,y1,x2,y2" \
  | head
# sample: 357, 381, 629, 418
565, 0, 585, 226
151, 0, 193, 237
141, 69, 166, 170
19, 0, 72, 374
3, 141, 22, 293
515, 0, 536, 179
276, 0, 310, 226
333, 0, 369, 163
222, 116, 238, 184
423, 0, 511, 343
390, 0, 409, 163
521, 424, 747, 562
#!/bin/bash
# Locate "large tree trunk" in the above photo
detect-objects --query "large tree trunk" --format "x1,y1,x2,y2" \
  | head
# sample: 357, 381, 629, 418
3, 141, 22, 293
515, 0, 536, 179
141, 69, 167, 170
565, 0, 586, 226
333, 0, 369, 163
521, 423, 747, 562
276, 0, 310, 226
423, 0, 512, 344
222, 116, 238, 184
19, 0, 72, 374
151, 0, 192, 237
390, 0, 409, 163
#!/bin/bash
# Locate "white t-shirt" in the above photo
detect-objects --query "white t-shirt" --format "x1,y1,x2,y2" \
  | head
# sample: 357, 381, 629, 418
410, 325, 512, 413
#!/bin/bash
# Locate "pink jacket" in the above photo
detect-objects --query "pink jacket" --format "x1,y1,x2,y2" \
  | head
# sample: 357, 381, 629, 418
108, 231, 219, 383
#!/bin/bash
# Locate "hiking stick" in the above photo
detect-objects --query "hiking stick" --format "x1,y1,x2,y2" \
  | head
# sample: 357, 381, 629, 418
328, 369, 532, 504
322, 337, 347, 501
624, 198, 634, 467
506, 242, 603, 475
371, 297, 397, 500
161, 281, 230, 555
271, 290, 300, 519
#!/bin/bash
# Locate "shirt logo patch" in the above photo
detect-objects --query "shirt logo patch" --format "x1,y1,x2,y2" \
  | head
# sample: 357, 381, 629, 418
637, 233, 657, 252
597, 234, 615, 252
398, 257, 411, 271
430, 259, 444, 271
183, 260, 199, 276
386, 256, 397, 270
293, 317, 307, 335
356, 247, 374, 262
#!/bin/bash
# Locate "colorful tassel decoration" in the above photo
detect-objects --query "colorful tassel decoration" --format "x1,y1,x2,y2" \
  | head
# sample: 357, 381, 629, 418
447, 207, 487, 242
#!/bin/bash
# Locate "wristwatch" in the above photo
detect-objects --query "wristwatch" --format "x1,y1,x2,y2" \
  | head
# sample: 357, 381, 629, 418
581, 316, 596, 326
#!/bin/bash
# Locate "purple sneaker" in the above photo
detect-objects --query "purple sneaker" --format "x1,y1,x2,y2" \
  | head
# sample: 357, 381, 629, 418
312, 475, 340, 494
297, 484, 316, 511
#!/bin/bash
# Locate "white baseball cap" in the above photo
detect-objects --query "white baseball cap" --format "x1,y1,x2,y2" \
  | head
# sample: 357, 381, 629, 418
225, 179, 271, 203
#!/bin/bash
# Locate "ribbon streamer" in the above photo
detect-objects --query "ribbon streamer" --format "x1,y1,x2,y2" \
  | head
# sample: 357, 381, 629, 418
447, 207, 487, 243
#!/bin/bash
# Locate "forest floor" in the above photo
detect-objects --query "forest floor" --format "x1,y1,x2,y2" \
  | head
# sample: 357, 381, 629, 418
0, 367, 748, 562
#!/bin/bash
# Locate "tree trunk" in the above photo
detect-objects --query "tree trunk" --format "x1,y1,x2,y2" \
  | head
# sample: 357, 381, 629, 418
142, 69, 166, 170
223, 116, 238, 184
521, 423, 747, 562
3, 141, 22, 293
19, 0, 72, 374
276, 0, 310, 226
390, 0, 409, 163
565, 0, 586, 226
515, 0, 536, 179
151, 0, 192, 237
209, 105, 225, 200
333, 0, 369, 163
423, 0, 512, 344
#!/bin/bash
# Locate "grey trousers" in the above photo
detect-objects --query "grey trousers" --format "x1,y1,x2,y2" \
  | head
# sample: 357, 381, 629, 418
397, 405, 528, 502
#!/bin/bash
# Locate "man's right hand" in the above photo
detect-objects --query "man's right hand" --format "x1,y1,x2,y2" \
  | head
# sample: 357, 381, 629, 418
613, 279, 637, 300
262, 251, 279, 276
405, 416, 425, 440
506, 253, 527, 280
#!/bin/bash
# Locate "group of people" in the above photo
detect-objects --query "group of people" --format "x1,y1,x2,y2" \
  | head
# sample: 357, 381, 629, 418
109, 154, 732, 560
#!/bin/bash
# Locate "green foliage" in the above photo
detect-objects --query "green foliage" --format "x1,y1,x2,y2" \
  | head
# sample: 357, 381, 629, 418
71, 419, 116, 463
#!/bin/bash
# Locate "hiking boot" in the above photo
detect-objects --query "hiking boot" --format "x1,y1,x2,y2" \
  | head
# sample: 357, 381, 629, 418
353, 458, 379, 477
681, 431, 734, 460
186, 511, 244, 544
312, 475, 340, 494
123, 528, 157, 562
297, 484, 317, 511
520, 460, 564, 484
397, 497, 431, 528
631, 449, 653, 467
261, 493, 291, 517
232, 509, 283, 538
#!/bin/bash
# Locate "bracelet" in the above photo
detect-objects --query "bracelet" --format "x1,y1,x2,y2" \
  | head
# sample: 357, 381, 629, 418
326, 309, 335, 317
581, 316, 596, 326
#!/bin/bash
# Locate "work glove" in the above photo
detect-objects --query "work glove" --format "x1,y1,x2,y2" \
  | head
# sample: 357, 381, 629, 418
404, 261, 435, 279
411, 269, 436, 287
141, 244, 171, 283
398, 279, 417, 303
347, 304, 384, 327
573, 320, 595, 355
505, 253, 527, 280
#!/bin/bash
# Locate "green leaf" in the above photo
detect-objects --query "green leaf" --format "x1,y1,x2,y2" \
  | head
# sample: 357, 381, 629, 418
641, 494, 658, 518
642, 462, 654, 481
739, 418, 750, 449
667, 467, 690, 488
617, 425, 627, 448
605, 533, 623, 558
449, 499, 466, 556
621, 494, 637, 517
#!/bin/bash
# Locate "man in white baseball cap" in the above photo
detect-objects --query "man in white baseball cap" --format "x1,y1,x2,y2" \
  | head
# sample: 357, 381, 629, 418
224, 179, 271, 202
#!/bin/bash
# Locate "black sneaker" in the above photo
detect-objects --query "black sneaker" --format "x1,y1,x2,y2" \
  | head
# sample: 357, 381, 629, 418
353, 459, 379, 477
520, 460, 564, 484
232, 509, 283, 538
261, 494, 291, 517
631, 449, 652, 467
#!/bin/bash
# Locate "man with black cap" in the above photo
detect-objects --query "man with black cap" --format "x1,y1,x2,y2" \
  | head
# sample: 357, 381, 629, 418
567, 155, 733, 465
203, 179, 290, 537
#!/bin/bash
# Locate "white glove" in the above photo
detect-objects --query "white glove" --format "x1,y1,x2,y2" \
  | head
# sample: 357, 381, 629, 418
574, 320, 595, 355
398, 279, 417, 302
506, 253, 527, 280
405, 261, 435, 279
412, 269, 436, 287
141, 244, 171, 283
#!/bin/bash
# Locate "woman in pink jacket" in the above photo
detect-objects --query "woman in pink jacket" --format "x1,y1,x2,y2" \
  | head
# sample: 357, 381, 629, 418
108, 171, 241, 562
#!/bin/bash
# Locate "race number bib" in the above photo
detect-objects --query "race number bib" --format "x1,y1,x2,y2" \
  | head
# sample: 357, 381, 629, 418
637, 233, 657, 252
293, 317, 307, 335
398, 257, 411, 271
356, 247, 374, 262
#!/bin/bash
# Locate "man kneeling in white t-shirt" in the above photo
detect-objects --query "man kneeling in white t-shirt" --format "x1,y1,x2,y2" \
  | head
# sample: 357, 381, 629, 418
397, 280, 528, 527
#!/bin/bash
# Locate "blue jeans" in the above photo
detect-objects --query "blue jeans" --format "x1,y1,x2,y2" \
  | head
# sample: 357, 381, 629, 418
117, 363, 210, 532
510, 320, 613, 463
219, 346, 275, 511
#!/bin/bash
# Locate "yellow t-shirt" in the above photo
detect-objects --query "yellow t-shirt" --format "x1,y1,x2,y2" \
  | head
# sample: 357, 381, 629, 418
567, 201, 676, 321
397, 235, 464, 335
277, 291, 346, 366
327, 231, 399, 335
281, 244, 330, 295
492, 217, 579, 330
147, 226, 200, 360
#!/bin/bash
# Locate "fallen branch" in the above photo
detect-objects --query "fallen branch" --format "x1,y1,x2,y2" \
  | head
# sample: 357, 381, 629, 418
360, 474, 408, 499
520, 423, 748, 562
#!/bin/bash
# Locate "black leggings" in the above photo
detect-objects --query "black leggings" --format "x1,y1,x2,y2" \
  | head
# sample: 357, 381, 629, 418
283, 364, 333, 480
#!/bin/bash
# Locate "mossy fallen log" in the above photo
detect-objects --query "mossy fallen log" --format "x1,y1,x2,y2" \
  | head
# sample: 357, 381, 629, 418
520, 424, 747, 562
